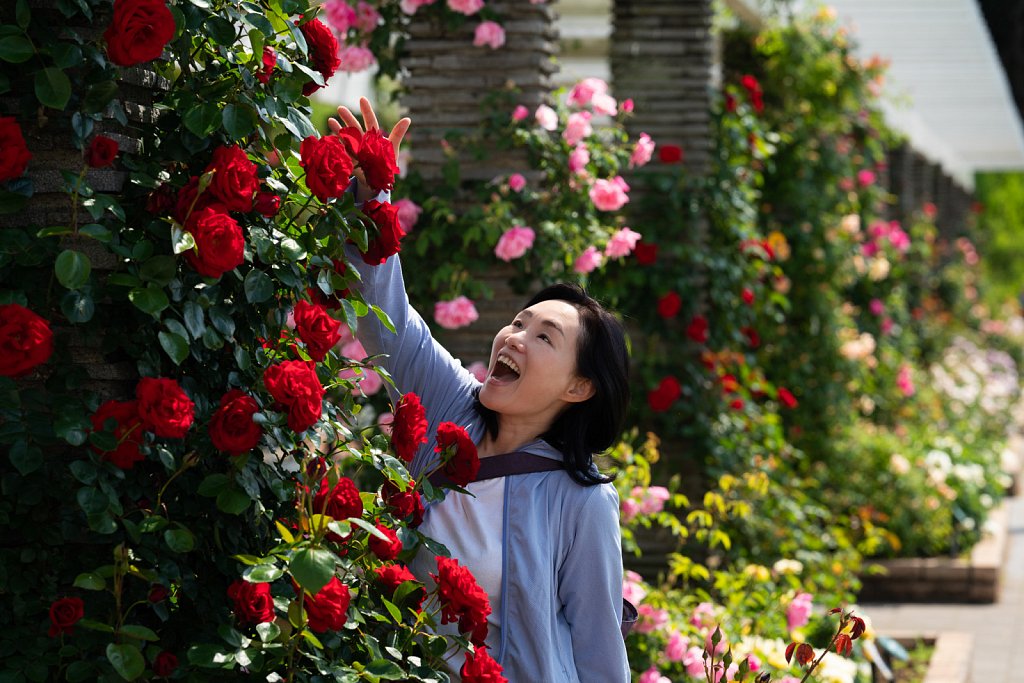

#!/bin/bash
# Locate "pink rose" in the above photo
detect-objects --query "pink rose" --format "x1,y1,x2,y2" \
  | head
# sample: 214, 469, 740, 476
621, 98, 634, 113
568, 145, 590, 173
473, 21, 505, 49
638, 668, 669, 683
534, 104, 558, 131
447, 0, 483, 15
394, 198, 422, 232
400, 0, 436, 13
665, 631, 689, 662
634, 604, 669, 634
897, 364, 915, 397
857, 169, 876, 187
622, 570, 647, 605
355, 1, 380, 32
466, 361, 488, 382
869, 298, 885, 316
567, 77, 608, 108
630, 133, 655, 168
494, 225, 535, 261
589, 176, 629, 211
605, 227, 641, 258
338, 45, 376, 73
620, 497, 640, 523
434, 296, 479, 330
573, 246, 603, 274
689, 601, 715, 628
684, 646, 705, 678
562, 111, 592, 146
746, 655, 762, 672
508, 173, 526, 192
323, 0, 356, 32
511, 105, 529, 121
591, 92, 618, 116
637, 485, 669, 515
786, 592, 813, 631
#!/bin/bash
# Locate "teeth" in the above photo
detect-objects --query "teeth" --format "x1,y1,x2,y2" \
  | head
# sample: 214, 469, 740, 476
496, 353, 521, 376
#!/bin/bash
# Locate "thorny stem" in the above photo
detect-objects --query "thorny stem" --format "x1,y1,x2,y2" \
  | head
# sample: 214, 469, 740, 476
799, 612, 851, 683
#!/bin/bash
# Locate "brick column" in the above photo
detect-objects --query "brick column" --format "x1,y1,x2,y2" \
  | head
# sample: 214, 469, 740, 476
886, 143, 913, 224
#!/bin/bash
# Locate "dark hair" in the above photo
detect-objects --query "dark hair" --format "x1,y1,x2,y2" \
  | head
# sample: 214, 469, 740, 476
474, 283, 631, 486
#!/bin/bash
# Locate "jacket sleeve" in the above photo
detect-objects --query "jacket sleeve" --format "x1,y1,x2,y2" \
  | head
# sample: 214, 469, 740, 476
558, 484, 631, 682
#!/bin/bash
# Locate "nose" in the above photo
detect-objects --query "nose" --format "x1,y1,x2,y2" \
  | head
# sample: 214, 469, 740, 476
504, 330, 525, 351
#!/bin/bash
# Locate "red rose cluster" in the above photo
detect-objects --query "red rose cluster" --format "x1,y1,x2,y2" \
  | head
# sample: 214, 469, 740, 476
0, 117, 32, 182
431, 556, 491, 646
382, 481, 424, 527
435, 422, 480, 487
103, 0, 175, 67
293, 300, 342, 361
391, 392, 428, 463
263, 360, 325, 433
0, 303, 53, 377
339, 127, 401, 192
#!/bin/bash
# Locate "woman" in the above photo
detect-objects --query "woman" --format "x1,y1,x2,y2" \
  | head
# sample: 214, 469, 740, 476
331, 99, 631, 682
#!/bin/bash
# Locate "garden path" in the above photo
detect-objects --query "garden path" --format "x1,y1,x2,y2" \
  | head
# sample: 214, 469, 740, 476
862, 492, 1024, 683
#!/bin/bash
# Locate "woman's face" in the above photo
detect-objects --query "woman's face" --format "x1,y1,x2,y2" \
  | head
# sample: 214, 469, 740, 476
478, 299, 594, 421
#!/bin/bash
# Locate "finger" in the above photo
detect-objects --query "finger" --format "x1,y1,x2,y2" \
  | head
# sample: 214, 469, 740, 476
360, 96, 379, 132
389, 117, 411, 152
335, 105, 362, 132
327, 118, 342, 135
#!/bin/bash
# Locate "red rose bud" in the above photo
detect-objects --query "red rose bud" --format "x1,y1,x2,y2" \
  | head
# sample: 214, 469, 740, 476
658, 144, 683, 164
85, 135, 119, 168
360, 199, 404, 266
0, 116, 32, 182
720, 374, 739, 393
203, 145, 259, 213
293, 300, 341, 362
368, 524, 402, 561
391, 392, 428, 463
303, 576, 350, 633
647, 376, 681, 412
136, 377, 195, 439
255, 191, 281, 217
90, 400, 146, 469
435, 422, 479, 487
263, 360, 325, 433
656, 291, 681, 319
777, 387, 798, 409
227, 580, 276, 625
0, 304, 53, 377
209, 389, 263, 456
432, 556, 492, 646
183, 205, 245, 279
300, 135, 354, 202
741, 288, 755, 305
103, 0, 175, 66
461, 646, 507, 683
298, 17, 340, 96
382, 482, 424, 527
152, 651, 178, 677
729, 398, 744, 411
47, 597, 84, 637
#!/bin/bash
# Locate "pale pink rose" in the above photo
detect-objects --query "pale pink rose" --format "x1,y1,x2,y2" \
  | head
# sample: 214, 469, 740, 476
568, 144, 590, 173
393, 198, 422, 233
881, 317, 894, 335
567, 77, 608, 108
434, 296, 479, 329
746, 654, 762, 672
630, 133, 655, 168
508, 173, 526, 192
447, 0, 483, 14
342, 339, 368, 360
605, 227, 642, 258
689, 601, 715, 628
355, 1, 381, 32
634, 604, 669, 634
573, 246, 603, 274
723, 663, 739, 683
511, 105, 529, 121
888, 224, 911, 253
338, 44, 377, 73
621, 98, 634, 113
535, 104, 558, 131
622, 570, 647, 605
897, 364, 915, 397
786, 592, 813, 631
323, 0, 357, 33
638, 668, 669, 683
857, 169, 876, 187
638, 485, 670, 515
494, 225, 535, 261
589, 177, 629, 211
400, 0, 436, 13
869, 298, 885, 316
473, 20, 505, 49
683, 646, 705, 678
665, 631, 689, 661
377, 411, 394, 436
563, 111, 593, 146
466, 361, 488, 382
591, 92, 618, 116
620, 497, 640, 523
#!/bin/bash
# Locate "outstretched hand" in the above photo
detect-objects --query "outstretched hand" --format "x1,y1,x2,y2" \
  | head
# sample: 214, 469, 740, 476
328, 96, 411, 202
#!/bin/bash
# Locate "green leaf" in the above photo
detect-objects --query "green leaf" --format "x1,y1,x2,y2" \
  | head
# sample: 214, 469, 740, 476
139, 255, 177, 286
73, 572, 106, 591
285, 107, 317, 138
9, 439, 41, 475
187, 644, 236, 668
158, 330, 189, 365
371, 305, 396, 334
50, 42, 82, 69
209, 306, 236, 337
80, 223, 112, 241
164, 527, 195, 553
198, 473, 230, 497
183, 300, 206, 338
55, 249, 91, 289
129, 285, 169, 316
119, 624, 159, 642
255, 621, 281, 643
69, 460, 97, 484
290, 548, 335, 595
16, 0, 30, 29
364, 660, 406, 679
279, 237, 306, 261
0, 183, 32, 214
0, 36, 33, 64
216, 487, 251, 515
348, 517, 392, 542
204, 15, 237, 44
34, 66, 71, 110
171, 224, 196, 254
243, 269, 273, 303
105, 642, 144, 681
76, 487, 109, 515
65, 661, 96, 682
78, 618, 115, 633
61, 290, 95, 323
223, 104, 257, 139
183, 103, 221, 138
243, 563, 284, 582
381, 596, 402, 623
83, 81, 118, 115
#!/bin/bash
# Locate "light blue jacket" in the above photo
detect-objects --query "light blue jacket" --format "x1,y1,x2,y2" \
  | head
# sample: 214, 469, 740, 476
348, 249, 631, 682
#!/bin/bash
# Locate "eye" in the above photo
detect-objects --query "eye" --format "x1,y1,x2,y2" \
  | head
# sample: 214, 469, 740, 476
538, 333, 551, 344
511, 319, 524, 329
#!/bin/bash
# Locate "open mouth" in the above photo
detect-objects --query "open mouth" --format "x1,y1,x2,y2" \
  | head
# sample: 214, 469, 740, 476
488, 353, 521, 384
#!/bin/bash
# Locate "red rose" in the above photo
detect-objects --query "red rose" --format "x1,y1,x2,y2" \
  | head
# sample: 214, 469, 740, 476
658, 144, 684, 164
777, 387, 798, 409
313, 475, 363, 522
729, 398, 744, 410
647, 376, 681, 412
741, 288, 755, 306
299, 18, 340, 96
255, 191, 281, 217
263, 360, 324, 433
431, 556, 491, 646
47, 597, 84, 637
382, 482, 424, 527
391, 392, 427, 463
686, 314, 708, 344
374, 563, 425, 610
435, 422, 479, 487
136, 377, 195, 439
90, 400, 146, 469
103, 0, 175, 67
369, 524, 402, 561
257, 46, 276, 84
227, 579, 276, 625
303, 576, 350, 633
147, 584, 169, 603
84, 135, 118, 168
720, 374, 739, 394
293, 300, 341, 362
0, 304, 53, 377
300, 135, 354, 202
461, 646, 507, 683
152, 651, 178, 677
209, 390, 262, 456
742, 326, 760, 348
0, 116, 32, 182
174, 176, 214, 223
633, 241, 658, 265
184, 205, 245, 279
356, 129, 400, 192
656, 291, 681, 319
360, 199, 404, 266
204, 145, 259, 212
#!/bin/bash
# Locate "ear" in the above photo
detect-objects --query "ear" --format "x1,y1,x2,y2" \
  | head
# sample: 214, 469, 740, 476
563, 376, 595, 403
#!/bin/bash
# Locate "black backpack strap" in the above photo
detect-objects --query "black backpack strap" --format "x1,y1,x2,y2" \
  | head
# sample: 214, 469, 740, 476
428, 451, 565, 488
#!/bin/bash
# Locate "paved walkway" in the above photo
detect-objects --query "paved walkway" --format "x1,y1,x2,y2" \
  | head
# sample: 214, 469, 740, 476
861, 494, 1024, 683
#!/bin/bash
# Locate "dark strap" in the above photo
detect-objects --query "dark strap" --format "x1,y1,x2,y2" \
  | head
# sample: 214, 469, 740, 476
428, 451, 565, 488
